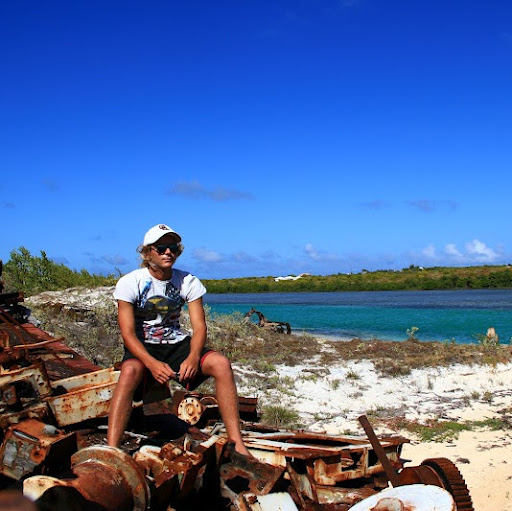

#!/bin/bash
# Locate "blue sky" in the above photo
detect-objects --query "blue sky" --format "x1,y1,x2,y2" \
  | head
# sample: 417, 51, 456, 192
1, 0, 511, 279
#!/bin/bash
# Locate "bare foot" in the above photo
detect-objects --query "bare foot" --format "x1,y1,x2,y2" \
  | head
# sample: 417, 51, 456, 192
234, 441, 253, 458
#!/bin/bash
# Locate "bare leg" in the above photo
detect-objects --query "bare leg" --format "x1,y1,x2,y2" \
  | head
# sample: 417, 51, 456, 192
201, 352, 250, 456
107, 359, 145, 447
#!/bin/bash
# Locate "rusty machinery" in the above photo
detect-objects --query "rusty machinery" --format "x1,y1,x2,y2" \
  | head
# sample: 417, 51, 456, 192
2, 414, 473, 510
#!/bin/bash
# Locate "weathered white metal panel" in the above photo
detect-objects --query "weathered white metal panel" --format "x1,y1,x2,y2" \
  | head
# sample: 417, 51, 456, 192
350, 484, 456, 511
49, 367, 119, 392
45, 369, 120, 426
253, 492, 298, 510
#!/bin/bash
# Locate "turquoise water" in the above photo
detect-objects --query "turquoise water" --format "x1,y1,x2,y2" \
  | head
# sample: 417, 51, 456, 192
204, 289, 512, 344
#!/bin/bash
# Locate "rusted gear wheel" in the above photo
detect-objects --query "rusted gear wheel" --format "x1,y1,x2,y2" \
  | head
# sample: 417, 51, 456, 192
421, 457, 474, 511
177, 396, 205, 425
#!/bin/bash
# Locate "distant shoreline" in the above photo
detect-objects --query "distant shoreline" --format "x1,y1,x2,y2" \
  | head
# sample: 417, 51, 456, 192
203, 264, 512, 294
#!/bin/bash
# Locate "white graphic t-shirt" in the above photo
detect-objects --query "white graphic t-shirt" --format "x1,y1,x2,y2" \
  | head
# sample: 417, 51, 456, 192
113, 267, 206, 345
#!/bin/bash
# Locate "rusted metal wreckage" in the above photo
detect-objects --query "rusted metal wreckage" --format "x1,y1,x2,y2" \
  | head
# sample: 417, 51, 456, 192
245, 308, 292, 335
0, 289, 474, 510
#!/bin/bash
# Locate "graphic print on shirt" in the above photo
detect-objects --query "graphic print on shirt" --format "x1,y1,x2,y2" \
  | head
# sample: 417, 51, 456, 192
136, 279, 186, 343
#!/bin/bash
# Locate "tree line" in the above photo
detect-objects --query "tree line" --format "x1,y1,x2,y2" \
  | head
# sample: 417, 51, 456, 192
202, 266, 512, 293
1, 247, 118, 296
2, 247, 512, 296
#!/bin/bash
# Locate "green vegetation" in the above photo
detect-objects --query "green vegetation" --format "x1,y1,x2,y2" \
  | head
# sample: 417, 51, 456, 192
345, 369, 361, 380
2, 247, 118, 296
406, 326, 419, 341
2, 247, 512, 296
260, 405, 300, 429
381, 416, 511, 442
203, 265, 512, 293
473, 331, 501, 352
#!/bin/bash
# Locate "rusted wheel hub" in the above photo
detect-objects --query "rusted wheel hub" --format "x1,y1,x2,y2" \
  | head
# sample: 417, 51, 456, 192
177, 396, 205, 425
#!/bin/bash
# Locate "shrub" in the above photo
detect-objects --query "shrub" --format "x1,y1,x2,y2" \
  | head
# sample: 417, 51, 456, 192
406, 326, 419, 341
260, 405, 300, 429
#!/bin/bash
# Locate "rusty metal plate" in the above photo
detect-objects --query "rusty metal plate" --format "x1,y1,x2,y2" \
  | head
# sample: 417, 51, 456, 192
49, 367, 119, 393
45, 371, 119, 427
0, 402, 49, 430
242, 432, 405, 486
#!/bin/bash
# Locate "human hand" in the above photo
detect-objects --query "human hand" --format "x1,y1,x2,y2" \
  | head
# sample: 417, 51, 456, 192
179, 354, 200, 382
148, 359, 175, 384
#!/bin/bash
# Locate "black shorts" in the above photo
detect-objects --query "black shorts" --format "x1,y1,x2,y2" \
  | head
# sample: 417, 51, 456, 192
122, 336, 214, 391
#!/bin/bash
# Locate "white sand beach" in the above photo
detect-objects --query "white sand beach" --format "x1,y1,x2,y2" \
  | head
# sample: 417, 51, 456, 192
235, 356, 512, 510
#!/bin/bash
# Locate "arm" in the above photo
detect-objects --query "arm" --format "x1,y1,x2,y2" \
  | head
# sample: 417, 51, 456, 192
178, 297, 207, 382
117, 300, 175, 384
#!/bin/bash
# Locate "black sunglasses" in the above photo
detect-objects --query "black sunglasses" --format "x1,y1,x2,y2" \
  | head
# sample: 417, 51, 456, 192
152, 243, 180, 255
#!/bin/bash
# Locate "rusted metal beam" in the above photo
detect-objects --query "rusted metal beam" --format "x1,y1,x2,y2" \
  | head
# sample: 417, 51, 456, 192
358, 415, 401, 487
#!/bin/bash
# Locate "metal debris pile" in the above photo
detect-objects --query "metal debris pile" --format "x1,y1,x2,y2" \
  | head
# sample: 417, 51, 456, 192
0, 289, 474, 510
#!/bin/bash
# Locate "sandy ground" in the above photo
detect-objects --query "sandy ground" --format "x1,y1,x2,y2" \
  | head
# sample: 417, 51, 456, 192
235, 355, 512, 510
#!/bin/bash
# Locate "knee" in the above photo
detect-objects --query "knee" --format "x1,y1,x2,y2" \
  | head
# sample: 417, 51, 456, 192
118, 361, 144, 390
203, 353, 233, 378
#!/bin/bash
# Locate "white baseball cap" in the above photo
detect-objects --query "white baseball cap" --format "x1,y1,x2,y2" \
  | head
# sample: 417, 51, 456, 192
143, 224, 182, 245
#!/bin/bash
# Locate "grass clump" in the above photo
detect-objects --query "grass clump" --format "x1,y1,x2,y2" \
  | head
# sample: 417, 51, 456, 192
260, 404, 300, 429
346, 369, 361, 380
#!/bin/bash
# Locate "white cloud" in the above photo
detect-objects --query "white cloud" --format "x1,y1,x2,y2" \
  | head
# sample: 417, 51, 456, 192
193, 247, 224, 263
304, 243, 340, 263
422, 245, 436, 258
304, 243, 320, 260
465, 239, 497, 262
102, 254, 129, 265
445, 243, 463, 258
412, 239, 502, 268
